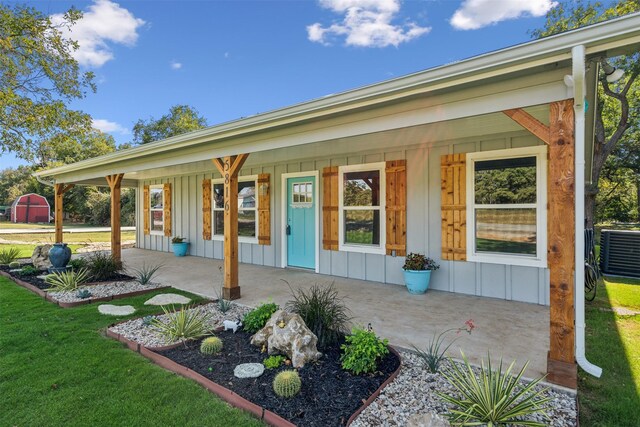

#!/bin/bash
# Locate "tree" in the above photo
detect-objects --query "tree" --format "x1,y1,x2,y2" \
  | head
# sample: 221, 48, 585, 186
132, 104, 208, 145
35, 129, 116, 169
0, 4, 95, 162
532, 0, 640, 227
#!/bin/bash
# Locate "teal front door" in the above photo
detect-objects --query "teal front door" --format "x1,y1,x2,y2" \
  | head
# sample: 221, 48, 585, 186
286, 176, 316, 269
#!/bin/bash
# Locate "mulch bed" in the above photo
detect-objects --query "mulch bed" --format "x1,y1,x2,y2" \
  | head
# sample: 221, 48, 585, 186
157, 330, 400, 427
0, 263, 133, 290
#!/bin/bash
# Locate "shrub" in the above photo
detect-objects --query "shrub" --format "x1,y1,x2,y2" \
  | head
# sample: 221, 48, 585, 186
403, 252, 440, 271
19, 265, 39, 276
273, 370, 301, 398
76, 289, 92, 299
8, 261, 20, 269
68, 258, 89, 271
200, 336, 224, 355
263, 355, 286, 369
340, 326, 389, 375
0, 247, 20, 265
87, 252, 122, 281
243, 302, 279, 333
130, 263, 162, 286
437, 351, 551, 426
152, 305, 212, 342
286, 282, 352, 349
171, 236, 186, 244
45, 269, 91, 292
412, 319, 475, 373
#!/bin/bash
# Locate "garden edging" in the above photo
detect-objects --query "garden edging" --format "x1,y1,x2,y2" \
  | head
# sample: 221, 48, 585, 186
107, 320, 403, 427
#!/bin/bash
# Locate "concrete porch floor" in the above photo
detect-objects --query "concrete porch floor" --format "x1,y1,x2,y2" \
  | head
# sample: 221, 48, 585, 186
122, 248, 550, 378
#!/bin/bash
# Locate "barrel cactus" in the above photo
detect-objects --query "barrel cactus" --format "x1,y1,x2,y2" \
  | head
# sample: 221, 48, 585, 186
273, 370, 301, 398
8, 261, 20, 269
200, 336, 223, 355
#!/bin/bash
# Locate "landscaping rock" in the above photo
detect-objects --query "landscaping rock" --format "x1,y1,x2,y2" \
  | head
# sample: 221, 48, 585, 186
250, 309, 322, 368
233, 363, 265, 379
31, 244, 52, 270
408, 413, 451, 427
144, 293, 191, 306
98, 304, 136, 316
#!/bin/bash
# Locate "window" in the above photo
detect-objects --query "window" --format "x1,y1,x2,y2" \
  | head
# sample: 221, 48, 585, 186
212, 176, 258, 241
466, 146, 547, 267
149, 185, 164, 234
338, 163, 385, 254
292, 182, 313, 206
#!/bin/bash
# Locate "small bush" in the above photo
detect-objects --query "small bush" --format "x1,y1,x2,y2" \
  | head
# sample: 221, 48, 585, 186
286, 282, 352, 349
152, 305, 212, 342
8, 261, 20, 269
340, 326, 389, 375
19, 265, 39, 276
273, 370, 301, 398
68, 258, 89, 271
402, 252, 440, 271
243, 302, 279, 333
87, 252, 122, 281
45, 269, 91, 292
0, 247, 20, 265
263, 355, 286, 369
130, 263, 162, 286
171, 236, 186, 244
200, 336, 224, 355
437, 351, 551, 426
412, 320, 475, 373
76, 289, 92, 299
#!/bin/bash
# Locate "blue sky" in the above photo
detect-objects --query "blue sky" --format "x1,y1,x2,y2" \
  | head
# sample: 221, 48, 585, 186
2, 0, 568, 169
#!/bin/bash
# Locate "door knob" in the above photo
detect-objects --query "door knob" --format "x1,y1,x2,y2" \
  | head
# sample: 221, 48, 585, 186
286, 224, 291, 235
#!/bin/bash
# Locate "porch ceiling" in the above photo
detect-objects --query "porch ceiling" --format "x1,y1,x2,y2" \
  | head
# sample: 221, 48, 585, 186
122, 248, 550, 379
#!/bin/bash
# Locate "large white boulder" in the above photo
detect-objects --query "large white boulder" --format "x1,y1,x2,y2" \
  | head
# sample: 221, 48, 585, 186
31, 244, 52, 270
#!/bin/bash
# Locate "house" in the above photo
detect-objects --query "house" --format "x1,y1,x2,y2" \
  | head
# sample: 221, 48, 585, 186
35, 13, 640, 388
9, 193, 51, 223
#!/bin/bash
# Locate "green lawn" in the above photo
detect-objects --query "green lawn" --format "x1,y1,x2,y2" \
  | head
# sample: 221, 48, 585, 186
0, 243, 84, 258
0, 278, 262, 427
580, 276, 640, 427
0, 222, 95, 230
2, 231, 136, 243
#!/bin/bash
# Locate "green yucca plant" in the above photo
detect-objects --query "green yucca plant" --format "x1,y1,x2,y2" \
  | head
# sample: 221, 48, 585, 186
45, 268, 91, 292
0, 247, 21, 265
437, 351, 551, 426
152, 305, 212, 342
130, 263, 163, 286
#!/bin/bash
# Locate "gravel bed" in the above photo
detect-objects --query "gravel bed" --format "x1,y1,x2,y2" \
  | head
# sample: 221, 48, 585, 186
108, 302, 251, 348
47, 281, 165, 303
351, 350, 577, 427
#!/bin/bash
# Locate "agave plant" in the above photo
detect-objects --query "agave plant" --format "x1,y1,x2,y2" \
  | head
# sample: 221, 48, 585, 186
130, 263, 163, 286
45, 268, 91, 292
437, 351, 551, 427
152, 305, 212, 342
0, 247, 21, 265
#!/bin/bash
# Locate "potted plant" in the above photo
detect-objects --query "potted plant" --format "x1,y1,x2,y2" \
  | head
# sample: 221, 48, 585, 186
171, 236, 190, 257
402, 253, 439, 294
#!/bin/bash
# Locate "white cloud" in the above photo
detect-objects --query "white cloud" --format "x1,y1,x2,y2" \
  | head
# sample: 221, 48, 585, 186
307, 0, 430, 48
170, 60, 182, 70
51, 0, 145, 67
450, 0, 557, 30
92, 119, 130, 135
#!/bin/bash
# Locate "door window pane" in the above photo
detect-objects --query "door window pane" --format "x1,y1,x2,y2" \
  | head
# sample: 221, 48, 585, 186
344, 210, 380, 245
475, 208, 536, 255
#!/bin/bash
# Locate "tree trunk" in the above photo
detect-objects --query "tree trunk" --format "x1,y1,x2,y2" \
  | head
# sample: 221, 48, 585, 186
636, 175, 640, 223
585, 184, 598, 229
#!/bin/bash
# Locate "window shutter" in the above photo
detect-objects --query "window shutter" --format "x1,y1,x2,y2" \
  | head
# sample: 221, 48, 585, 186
143, 185, 150, 235
385, 160, 406, 256
257, 173, 271, 245
202, 179, 212, 240
322, 166, 339, 250
163, 183, 172, 237
441, 154, 466, 261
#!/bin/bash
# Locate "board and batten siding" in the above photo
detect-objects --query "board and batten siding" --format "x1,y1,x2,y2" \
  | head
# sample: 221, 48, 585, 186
137, 130, 549, 305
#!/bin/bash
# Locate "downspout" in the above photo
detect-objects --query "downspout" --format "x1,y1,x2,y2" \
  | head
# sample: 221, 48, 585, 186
571, 44, 603, 378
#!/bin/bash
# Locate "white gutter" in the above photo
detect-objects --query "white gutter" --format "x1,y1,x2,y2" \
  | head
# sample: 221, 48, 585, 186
572, 44, 602, 378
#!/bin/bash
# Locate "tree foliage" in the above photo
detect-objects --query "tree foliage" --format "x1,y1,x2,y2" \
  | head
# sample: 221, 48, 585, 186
132, 104, 208, 145
0, 4, 95, 162
533, 0, 640, 227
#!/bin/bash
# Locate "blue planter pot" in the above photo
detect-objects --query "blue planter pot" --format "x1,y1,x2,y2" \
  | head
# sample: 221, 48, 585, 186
403, 270, 432, 294
172, 242, 189, 257
49, 243, 71, 268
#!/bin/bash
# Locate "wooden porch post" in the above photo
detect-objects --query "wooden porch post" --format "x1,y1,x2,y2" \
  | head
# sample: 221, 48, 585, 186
504, 100, 577, 388
54, 183, 74, 243
213, 154, 249, 300
106, 174, 124, 263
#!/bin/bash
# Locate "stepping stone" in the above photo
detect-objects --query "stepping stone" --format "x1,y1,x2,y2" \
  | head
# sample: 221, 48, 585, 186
234, 363, 264, 379
98, 304, 136, 316
144, 293, 191, 306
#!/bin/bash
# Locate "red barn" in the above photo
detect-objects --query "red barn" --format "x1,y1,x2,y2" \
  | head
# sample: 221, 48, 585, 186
10, 193, 51, 223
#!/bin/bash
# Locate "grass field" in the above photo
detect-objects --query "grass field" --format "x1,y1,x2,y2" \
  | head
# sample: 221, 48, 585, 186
579, 276, 640, 427
0, 243, 84, 258
0, 278, 262, 427
1, 231, 136, 244
0, 222, 95, 230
